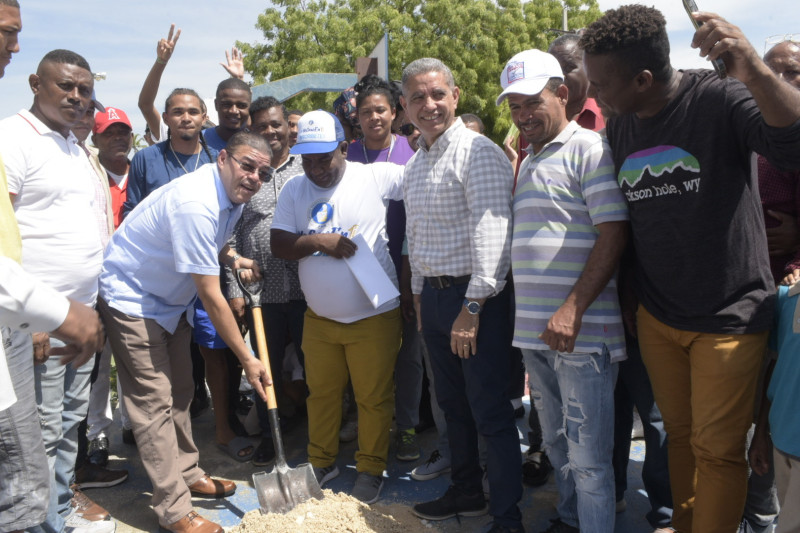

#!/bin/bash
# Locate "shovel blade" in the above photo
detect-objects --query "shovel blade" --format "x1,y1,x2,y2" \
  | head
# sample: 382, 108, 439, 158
252, 462, 324, 514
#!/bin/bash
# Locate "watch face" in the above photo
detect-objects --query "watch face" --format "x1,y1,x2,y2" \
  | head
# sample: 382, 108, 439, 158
466, 301, 481, 314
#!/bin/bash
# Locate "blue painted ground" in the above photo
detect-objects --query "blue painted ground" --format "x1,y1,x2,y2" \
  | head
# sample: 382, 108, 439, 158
90, 397, 655, 532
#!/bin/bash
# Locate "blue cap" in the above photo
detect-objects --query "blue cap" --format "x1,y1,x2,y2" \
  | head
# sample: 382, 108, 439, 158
290, 110, 346, 155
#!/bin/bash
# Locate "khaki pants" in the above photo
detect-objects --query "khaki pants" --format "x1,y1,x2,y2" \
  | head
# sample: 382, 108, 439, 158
98, 299, 205, 524
775, 447, 799, 533
637, 306, 767, 533
303, 307, 402, 476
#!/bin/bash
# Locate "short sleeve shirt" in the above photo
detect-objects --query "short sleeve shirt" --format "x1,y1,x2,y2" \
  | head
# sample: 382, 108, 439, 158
271, 161, 403, 323
512, 122, 629, 361
99, 163, 242, 333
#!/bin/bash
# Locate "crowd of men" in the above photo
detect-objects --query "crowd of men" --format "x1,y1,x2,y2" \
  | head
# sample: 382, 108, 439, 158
2, 1, 800, 533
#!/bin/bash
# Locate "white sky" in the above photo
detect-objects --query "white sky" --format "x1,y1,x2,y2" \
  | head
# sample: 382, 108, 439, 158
1, 0, 796, 135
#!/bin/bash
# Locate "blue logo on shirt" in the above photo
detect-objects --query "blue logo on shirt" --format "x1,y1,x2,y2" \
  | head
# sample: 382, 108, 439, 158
310, 202, 333, 225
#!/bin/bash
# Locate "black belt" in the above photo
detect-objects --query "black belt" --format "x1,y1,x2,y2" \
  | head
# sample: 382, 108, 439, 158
425, 275, 471, 290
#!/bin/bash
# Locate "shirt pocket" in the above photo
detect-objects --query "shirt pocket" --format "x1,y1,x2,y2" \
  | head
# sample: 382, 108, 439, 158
429, 179, 465, 222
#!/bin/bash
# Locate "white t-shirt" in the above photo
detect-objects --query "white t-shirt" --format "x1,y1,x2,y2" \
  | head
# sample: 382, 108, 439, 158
0, 110, 105, 306
272, 161, 404, 323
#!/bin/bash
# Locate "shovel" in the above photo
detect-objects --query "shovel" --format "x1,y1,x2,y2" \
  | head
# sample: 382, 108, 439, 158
236, 270, 323, 514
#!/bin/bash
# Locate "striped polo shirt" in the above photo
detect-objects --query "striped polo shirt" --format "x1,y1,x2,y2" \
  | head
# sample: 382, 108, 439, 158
511, 121, 629, 361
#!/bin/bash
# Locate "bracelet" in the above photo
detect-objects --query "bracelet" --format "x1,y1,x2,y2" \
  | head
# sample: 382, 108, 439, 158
227, 253, 240, 266
156, 58, 167, 65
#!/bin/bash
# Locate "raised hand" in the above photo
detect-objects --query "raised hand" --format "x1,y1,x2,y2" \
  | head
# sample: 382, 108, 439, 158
157, 23, 182, 63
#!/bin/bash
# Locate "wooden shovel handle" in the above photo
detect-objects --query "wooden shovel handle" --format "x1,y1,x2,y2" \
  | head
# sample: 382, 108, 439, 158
250, 306, 278, 410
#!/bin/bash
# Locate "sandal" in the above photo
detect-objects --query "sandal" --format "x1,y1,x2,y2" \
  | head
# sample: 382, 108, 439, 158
217, 436, 255, 463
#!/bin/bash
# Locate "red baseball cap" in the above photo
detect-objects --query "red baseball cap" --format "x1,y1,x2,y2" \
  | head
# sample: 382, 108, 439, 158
93, 107, 132, 134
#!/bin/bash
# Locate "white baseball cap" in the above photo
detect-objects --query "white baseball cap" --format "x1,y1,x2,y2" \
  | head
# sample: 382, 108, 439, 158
289, 110, 346, 155
496, 49, 564, 106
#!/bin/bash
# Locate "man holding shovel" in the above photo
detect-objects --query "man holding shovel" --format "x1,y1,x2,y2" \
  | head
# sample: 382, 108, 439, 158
98, 131, 272, 533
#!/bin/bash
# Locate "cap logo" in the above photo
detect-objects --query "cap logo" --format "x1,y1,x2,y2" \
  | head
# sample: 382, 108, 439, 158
108, 109, 120, 120
506, 61, 525, 84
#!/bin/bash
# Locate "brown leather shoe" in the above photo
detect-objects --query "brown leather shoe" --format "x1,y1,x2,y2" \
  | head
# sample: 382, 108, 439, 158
69, 485, 110, 521
159, 511, 222, 533
188, 474, 236, 498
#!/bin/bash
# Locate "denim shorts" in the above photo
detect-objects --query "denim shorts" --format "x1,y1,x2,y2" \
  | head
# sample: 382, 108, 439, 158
192, 298, 227, 349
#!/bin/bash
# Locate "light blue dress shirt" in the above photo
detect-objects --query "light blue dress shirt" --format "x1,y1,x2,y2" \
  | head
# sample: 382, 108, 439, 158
99, 163, 243, 333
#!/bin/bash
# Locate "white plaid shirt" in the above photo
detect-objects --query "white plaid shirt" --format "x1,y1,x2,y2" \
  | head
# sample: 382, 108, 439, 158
403, 118, 513, 299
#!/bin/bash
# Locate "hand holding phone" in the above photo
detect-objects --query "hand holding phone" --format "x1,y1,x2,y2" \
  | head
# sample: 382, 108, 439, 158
682, 0, 728, 79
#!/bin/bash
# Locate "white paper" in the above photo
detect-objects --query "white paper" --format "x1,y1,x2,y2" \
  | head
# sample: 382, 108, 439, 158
344, 234, 400, 309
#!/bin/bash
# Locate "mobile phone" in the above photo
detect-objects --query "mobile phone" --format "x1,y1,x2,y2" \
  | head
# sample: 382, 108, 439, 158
682, 0, 727, 79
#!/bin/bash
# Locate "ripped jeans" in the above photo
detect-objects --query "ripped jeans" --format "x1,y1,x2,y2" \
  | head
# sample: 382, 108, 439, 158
522, 348, 618, 532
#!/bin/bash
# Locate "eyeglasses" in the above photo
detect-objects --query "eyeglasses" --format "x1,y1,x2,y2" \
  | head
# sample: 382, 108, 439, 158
765, 34, 800, 54
399, 123, 418, 136
229, 154, 273, 183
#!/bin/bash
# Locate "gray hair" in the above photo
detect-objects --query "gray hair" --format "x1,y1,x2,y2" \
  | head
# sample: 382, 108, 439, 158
402, 58, 456, 93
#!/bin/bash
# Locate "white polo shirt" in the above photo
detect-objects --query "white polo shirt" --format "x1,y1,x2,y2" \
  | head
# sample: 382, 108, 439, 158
0, 110, 105, 306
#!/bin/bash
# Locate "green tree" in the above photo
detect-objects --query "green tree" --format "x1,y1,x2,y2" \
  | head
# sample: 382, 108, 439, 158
238, 0, 602, 143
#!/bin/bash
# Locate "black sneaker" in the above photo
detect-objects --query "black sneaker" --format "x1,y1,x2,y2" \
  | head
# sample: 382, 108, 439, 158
87, 436, 109, 467
413, 486, 488, 521
522, 449, 553, 487
252, 437, 276, 467
539, 518, 579, 533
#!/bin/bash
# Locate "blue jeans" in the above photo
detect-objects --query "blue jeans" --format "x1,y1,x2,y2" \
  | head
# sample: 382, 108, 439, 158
612, 333, 672, 528
421, 281, 522, 529
31, 339, 93, 533
0, 329, 49, 531
522, 348, 617, 532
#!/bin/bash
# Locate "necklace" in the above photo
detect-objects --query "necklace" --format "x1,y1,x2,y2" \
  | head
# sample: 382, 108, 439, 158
361, 134, 395, 163
169, 142, 201, 175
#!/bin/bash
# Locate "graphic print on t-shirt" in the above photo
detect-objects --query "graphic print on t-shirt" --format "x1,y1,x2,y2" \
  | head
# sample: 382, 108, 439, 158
310, 200, 333, 225
618, 145, 701, 202
304, 197, 359, 256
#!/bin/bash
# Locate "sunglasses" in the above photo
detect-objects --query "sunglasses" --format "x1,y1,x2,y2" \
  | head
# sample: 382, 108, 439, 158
229, 154, 273, 183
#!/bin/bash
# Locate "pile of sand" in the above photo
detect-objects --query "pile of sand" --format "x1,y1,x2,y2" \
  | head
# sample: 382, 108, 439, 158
229, 490, 434, 533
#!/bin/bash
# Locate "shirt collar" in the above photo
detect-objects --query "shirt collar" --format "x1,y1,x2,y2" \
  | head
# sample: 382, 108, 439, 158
417, 116, 465, 153
17, 108, 79, 144
524, 120, 580, 157
274, 154, 296, 172
212, 164, 236, 212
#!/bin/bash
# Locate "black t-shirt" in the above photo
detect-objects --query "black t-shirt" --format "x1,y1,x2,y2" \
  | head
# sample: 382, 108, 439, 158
606, 69, 800, 334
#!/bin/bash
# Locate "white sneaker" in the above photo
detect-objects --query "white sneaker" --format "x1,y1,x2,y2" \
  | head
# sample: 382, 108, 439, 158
64, 509, 116, 533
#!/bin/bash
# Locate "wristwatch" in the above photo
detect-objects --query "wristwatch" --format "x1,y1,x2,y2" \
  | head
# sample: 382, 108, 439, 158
463, 299, 481, 315
228, 253, 241, 266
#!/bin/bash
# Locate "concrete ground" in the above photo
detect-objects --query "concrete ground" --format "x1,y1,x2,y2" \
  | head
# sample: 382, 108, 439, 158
88, 395, 659, 533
